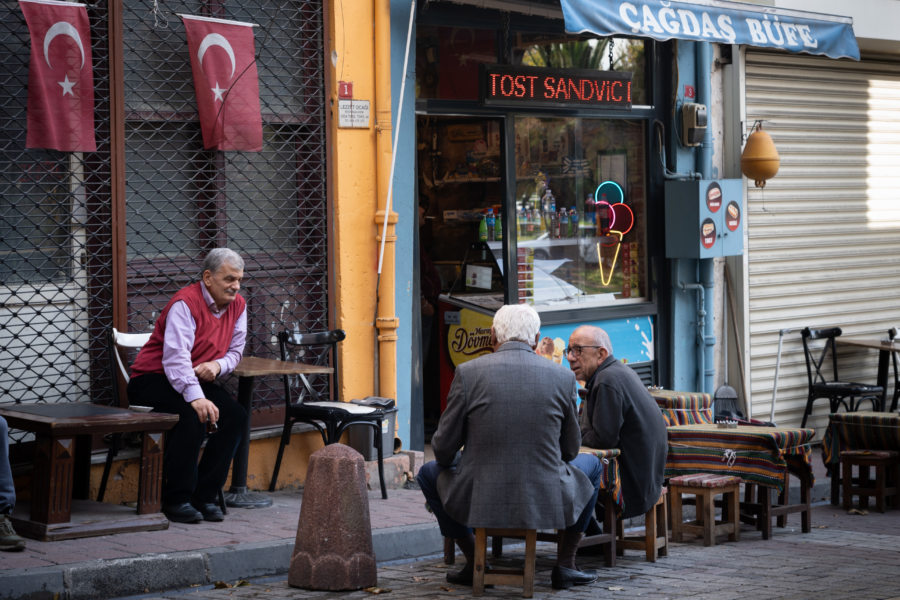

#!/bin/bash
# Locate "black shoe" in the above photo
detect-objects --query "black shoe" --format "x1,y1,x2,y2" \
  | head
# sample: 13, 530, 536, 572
191, 502, 224, 522
446, 564, 474, 586
551, 565, 598, 590
162, 502, 203, 523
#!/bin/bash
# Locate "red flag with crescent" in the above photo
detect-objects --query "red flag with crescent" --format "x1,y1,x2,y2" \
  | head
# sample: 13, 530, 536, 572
19, 0, 96, 152
182, 15, 262, 152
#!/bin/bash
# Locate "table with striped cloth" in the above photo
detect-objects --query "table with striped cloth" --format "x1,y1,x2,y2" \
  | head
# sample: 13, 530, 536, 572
665, 424, 816, 492
821, 411, 900, 504
650, 389, 714, 426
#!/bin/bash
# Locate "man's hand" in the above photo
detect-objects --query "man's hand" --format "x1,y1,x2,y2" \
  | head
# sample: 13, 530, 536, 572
190, 398, 219, 425
194, 360, 221, 382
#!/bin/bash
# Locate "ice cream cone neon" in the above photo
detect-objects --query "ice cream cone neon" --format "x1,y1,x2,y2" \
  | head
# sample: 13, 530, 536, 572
596, 229, 624, 286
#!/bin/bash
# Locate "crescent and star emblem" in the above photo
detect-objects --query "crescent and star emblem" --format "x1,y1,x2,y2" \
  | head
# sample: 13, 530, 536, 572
42, 21, 85, 97
197, 33, 236, 103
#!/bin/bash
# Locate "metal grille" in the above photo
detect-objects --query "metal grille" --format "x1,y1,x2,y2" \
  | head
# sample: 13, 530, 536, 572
1, 0, 327, 443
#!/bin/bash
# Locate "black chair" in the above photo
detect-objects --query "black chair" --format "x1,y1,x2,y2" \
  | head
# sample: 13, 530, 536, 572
273, 329, 388, 498
887, 328, 900, 412
800, 327, 883, 428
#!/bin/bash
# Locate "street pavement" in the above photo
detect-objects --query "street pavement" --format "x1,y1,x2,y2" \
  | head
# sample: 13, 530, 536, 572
3, 454, 900, 600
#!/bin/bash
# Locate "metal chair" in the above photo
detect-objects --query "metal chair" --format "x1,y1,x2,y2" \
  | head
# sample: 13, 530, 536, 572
800, 327, 883, 428
887, 327, 900, 412
273, 329, 388, 498
102, 327, 226, 513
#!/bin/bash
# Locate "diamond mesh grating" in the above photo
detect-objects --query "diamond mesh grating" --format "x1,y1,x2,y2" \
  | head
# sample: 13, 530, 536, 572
1, 0, 327, 443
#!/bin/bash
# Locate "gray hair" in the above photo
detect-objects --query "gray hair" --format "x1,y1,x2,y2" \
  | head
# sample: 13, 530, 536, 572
203, 248, 244, 275
493, 304, 541, 345
589, 326, 614, 355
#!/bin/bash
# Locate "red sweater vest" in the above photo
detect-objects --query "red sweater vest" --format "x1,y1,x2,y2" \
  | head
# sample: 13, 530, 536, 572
130, 282, 246, 378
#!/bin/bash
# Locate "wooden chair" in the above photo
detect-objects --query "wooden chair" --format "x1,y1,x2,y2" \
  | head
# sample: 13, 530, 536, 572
800, 327, 883, 427
669, 473, 740, 546
888, 327, 900, 412
473, 527, 537, 598
841, 449, 900, 513
616, 487, 668, 561
275, 329, 389, 498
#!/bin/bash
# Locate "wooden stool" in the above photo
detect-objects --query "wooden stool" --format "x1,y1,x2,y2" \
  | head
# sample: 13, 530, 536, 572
473, 527, 537, 598
669, 473, 740, 546
616, 487, 668, 561
841, 450, 900, 513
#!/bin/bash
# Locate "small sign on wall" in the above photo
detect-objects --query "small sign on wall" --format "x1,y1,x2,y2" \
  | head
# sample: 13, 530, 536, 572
338, 99, 370, 128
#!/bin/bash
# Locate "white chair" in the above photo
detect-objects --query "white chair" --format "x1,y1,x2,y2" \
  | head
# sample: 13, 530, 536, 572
100, 328, 226, 513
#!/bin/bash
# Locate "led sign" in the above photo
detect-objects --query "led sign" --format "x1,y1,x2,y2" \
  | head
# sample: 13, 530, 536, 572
481, 64, 632, 110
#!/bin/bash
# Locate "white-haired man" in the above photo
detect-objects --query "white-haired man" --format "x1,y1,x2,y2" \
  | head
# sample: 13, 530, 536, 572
417, 304, 602, 590
566, 325, 667, 519
128, 248, 248, 524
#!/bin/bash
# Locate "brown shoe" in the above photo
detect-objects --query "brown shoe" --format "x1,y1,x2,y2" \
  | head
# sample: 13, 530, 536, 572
0, 514, 25, 552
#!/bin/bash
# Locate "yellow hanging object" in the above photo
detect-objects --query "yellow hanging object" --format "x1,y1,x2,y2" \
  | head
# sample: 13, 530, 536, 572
596, 231, 624, 286
740, 124, 780, 188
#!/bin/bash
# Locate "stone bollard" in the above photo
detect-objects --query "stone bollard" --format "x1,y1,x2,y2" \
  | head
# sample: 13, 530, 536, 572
288, 444, 377, 590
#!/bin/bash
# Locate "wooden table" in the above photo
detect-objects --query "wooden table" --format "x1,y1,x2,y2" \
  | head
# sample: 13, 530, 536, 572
650, 389, 714, 425
836, 336, 898, 411
821, 411, 900, 504
665, 423, 816, 539
226, 356, 333, 508
0, 402, 178, 541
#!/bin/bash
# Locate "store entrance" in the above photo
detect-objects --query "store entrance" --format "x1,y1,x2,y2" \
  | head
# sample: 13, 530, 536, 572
416, 115, 505, 439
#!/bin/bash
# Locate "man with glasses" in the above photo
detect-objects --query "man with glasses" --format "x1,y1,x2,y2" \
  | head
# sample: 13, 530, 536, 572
566, 326, 667, 519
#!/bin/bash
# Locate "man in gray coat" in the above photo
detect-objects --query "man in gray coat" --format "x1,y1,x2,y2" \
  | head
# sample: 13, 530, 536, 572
566, 325, 667, 519
417, 304, 602, 590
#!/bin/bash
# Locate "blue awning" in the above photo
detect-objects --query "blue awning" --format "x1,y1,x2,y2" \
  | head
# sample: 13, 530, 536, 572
561, 0, 860, 61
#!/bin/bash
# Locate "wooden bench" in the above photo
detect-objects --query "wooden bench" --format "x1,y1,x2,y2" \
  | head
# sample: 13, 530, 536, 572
0, 402, 178, 541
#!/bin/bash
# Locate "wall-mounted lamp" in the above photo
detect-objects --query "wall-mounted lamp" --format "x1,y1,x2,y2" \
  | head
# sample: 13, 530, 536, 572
740, 121, 779, 188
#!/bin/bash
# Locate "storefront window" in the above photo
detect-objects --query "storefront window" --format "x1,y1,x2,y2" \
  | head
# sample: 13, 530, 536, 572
513, 116, 647, 308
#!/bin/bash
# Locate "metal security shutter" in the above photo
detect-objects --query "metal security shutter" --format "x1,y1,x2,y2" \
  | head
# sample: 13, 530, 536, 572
743, 50, 900, 432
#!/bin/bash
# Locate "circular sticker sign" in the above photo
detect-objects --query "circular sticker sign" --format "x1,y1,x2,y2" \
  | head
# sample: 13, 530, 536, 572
725, 201, 741, 231
700, 217, 716, 249
706, 182, 722, 213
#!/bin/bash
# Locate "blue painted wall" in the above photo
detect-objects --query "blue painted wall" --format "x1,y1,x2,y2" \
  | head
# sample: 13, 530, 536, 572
391, 0, 416, 448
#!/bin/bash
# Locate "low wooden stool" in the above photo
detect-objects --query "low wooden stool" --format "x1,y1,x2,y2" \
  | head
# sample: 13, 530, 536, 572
616, 486, 668, 561
473, 527, 537, 598
669, 473, 740, 546
841, 449, 900, 513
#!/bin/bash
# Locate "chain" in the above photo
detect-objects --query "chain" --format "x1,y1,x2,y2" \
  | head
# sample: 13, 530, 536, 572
151, 0, 169, 29
608, 36, 615, 70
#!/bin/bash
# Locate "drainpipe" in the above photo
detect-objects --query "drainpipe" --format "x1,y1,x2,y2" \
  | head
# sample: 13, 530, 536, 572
374, 0, 398, 402
697, 41, 716, 393
679, 280, 705, 391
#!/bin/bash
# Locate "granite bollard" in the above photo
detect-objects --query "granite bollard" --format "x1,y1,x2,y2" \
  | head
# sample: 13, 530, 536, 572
288, 444, 377, 590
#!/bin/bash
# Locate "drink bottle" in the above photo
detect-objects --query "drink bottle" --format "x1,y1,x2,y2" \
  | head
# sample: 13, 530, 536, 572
495, 210, 502, 241
570, 207, 579, 237
486, 208, 495, 241
478, 212, 488, 242
559, 207, 569, 238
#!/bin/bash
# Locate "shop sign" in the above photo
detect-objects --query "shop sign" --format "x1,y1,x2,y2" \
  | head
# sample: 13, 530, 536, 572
481, 64, 632, 110
561, 0, 859, 61
446, 308, 494, 368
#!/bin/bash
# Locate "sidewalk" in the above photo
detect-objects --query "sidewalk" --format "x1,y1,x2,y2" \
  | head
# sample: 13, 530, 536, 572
2, 451, 896, 600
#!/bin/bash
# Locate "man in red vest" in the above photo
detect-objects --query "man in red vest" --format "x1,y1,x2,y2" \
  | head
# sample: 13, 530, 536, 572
128, 249, 248, 523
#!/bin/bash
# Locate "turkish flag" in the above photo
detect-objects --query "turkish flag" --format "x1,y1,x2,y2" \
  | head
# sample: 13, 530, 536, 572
182, 15, 262, 152
20, 0, 96, 152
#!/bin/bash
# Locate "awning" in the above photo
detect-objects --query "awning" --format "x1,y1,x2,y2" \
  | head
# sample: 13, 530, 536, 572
561, 0, 860, 61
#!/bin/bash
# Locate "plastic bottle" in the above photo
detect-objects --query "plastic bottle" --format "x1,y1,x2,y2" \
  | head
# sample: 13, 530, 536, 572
585, 193, 596, 225
596, 193, 610, 236
478, 212, 488, 242
495, 210, 502, 241
570, 207, 579, 237
559, 207, 569, 238
486, 209, 495, 241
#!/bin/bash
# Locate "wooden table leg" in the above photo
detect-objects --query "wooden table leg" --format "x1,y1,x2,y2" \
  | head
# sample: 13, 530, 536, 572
32, 434, 75, 525
137, 431, 166, 515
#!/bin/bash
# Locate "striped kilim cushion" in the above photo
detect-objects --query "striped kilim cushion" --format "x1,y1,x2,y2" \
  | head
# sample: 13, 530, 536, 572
669, 473, 741, 488
841, 449, 899, 459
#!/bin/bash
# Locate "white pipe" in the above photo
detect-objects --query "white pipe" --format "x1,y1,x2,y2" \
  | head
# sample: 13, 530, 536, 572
376, 0, 416, 275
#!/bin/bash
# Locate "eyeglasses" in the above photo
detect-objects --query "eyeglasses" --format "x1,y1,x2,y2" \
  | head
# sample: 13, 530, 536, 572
565, 345, 602, 357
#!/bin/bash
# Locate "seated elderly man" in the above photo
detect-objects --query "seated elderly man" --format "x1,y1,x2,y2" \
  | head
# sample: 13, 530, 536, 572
566, 325, 667, 519
128, 248, 248, 524
417, 304, 603, 590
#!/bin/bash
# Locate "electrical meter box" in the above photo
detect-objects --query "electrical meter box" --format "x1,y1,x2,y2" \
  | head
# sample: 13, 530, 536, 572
664, 179, 744, 258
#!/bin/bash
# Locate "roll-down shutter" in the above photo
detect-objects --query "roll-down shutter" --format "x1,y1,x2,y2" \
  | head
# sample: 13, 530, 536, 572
744, 50, 900, 431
